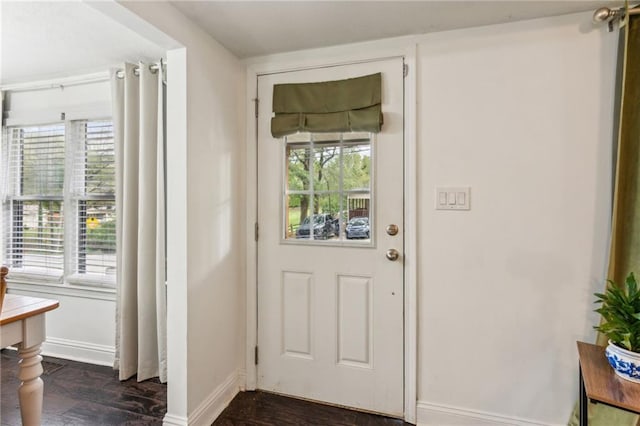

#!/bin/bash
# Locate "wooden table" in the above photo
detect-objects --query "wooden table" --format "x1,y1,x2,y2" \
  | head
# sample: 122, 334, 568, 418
577, 341, 640, 426
1, 294, 59, 426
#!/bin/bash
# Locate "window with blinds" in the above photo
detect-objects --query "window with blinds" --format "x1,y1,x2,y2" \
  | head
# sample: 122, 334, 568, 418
1, 119, 116, 286
70, 120, 116, 283
3, 124, 66, 278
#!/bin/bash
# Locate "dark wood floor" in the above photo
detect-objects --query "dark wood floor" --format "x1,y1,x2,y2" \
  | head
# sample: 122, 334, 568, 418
214, 391, 412, 426
2, 349, 410, 425
1, 349, 167, 425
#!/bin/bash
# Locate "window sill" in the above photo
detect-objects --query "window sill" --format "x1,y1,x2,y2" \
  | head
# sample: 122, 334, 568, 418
66, 273, 115, 288
7, 280, 116, 302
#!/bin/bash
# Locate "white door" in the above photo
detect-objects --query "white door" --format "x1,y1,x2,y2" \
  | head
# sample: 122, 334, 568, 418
257, 58, 404, 417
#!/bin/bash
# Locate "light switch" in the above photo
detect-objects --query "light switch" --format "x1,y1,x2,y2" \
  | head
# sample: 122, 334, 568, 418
435, 187, 471, 210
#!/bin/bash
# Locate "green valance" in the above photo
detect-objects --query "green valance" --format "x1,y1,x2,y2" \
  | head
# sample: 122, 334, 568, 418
271, 73, 383, 138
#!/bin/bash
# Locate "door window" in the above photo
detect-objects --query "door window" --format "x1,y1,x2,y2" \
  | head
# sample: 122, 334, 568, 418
283, 132, 373, 244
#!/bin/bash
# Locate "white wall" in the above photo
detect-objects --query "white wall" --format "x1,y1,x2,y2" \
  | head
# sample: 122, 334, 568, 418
114, 2, 246, 424
416, 12, 617, 425
8, 286, 115, 365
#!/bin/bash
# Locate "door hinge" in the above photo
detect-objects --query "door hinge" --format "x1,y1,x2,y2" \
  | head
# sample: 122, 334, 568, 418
253, 98, 259, 118
403, 64, 409, 78
254, 222, 259, 242
254, 346, 259, 365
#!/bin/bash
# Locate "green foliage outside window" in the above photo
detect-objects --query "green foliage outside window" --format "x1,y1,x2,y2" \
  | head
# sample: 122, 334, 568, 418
287, 141, 370, 228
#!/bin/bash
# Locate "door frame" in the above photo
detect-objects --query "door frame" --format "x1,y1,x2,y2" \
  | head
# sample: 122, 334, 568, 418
244, 41, 418, 423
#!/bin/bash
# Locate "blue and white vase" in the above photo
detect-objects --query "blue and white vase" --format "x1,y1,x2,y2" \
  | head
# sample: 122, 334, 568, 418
605, 340, 640, 383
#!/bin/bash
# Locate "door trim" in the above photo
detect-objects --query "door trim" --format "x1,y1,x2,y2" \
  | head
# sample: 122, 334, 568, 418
244, 43, 418, 423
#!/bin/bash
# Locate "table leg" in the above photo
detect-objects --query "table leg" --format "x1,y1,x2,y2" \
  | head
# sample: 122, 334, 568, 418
579, 363, 588, 426
17, 343, 44, 426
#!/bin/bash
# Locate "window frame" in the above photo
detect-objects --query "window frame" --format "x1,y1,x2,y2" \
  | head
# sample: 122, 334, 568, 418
1, 118, 116, 291
66, 119, 116, 288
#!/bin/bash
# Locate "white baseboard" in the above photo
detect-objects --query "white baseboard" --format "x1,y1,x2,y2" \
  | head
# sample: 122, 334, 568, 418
163, 413, 188, 426
188, 370, 241, 426
416, 401, 555, 426
42, 337, 115, 366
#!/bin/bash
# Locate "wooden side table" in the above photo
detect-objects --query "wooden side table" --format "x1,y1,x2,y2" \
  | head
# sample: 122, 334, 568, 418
577, 341, 640, 426
1, 294, 59, 426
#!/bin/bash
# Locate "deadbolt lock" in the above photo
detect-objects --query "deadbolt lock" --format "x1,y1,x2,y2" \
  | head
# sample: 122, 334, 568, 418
386, 224, 399, 236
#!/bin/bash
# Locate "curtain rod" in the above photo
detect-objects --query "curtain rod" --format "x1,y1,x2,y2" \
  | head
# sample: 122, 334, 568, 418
115, 61, 166, 80
2, 59, 166, 92
1, 72, 110, 93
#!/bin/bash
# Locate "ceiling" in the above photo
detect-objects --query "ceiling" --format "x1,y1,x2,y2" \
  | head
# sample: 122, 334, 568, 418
1, 1, 623, 85
0, 1, 166, 85
171, 1, 622, 59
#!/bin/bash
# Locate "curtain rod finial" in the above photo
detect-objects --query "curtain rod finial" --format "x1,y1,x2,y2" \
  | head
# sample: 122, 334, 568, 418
593, 7, 612, 23
593, 6, 623, 24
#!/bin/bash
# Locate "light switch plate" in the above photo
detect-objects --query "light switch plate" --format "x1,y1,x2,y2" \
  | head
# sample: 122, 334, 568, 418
435, 187, 470, 210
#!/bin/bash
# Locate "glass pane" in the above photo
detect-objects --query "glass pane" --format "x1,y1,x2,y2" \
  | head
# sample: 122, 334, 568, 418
8, 200, 64, 275
287, 144, 311, 192
345, 209, 371, 240
15, 125, 66, 196
84, 121, 115, 195
343, 140, 371, 191
314, 194, 339, 240
78, 200, 116, 276
285, 194, 311, 239
313, 142, 340, 192
283, 132, 374, 244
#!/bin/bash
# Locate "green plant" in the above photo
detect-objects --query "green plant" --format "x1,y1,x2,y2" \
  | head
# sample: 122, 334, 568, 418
594, 272, 640, 352
86, 219, 116, 253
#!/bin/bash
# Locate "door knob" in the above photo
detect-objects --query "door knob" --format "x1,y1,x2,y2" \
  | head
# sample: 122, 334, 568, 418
386, 249, 400, 261
386, 224, 399, 236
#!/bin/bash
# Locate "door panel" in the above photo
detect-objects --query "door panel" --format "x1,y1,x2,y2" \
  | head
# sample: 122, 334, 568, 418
282, 271, 313, 358
257, 58, 404, 416
337, 274, 372, 368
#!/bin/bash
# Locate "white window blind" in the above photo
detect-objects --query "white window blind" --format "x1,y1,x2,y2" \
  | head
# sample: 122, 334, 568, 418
1, 119, 116, 286
69, 120, 116, 283
3, 124, 66, 279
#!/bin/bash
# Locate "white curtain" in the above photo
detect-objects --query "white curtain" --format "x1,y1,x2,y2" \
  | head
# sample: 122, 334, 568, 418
111, 63, 167, 383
